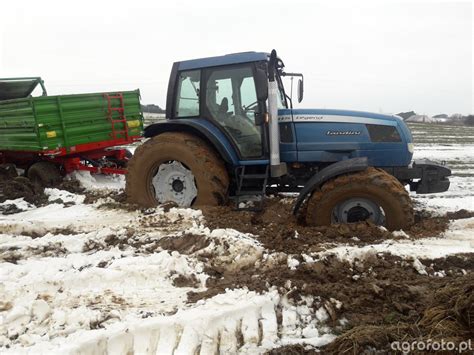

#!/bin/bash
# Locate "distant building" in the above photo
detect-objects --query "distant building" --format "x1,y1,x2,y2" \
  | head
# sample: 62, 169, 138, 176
396, 111, 416, 120
142, 104, 165, 114
433, 114, 448, 119
405, 114, 435, 123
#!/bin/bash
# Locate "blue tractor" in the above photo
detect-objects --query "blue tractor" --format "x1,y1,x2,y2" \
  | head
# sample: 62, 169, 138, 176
126, 50, 451, 230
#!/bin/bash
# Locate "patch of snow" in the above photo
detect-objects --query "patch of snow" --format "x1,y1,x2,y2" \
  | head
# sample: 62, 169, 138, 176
2, 289, 335, 354
67, 171, 125, 191
44, 188, 85, 204
315, 307, 329, 322
287, 257, 300, 270
319, 217, 474, 261
0, 198, 35, 211
392, 230, 409, 238
0, 239, 206, 351
0, 203, 138, 235
412, 258, 428, 275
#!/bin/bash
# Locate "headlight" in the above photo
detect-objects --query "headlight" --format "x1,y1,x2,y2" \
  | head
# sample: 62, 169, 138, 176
407, 143, 414, 153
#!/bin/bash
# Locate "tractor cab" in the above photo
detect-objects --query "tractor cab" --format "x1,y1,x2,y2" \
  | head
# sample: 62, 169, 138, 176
165, 52, 274, 161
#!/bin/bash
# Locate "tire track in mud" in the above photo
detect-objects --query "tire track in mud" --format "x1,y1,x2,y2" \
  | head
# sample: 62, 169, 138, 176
200, 197, 467, 254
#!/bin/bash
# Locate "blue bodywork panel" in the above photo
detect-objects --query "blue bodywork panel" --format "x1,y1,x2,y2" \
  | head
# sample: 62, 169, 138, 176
278, 108, 413, 167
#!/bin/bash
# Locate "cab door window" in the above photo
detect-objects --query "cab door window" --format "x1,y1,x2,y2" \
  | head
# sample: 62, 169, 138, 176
205, 66, 263, 158
175, 70, 200, 117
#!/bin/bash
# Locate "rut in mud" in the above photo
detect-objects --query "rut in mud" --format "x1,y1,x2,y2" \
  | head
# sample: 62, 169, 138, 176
201, 197, 453, 254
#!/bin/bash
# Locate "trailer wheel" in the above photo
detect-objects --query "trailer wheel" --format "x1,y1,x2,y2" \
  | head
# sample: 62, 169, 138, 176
306, 167, 414, 231
0, 164, 18, 179
27, 162, 62, 187
126, 132, 229, 207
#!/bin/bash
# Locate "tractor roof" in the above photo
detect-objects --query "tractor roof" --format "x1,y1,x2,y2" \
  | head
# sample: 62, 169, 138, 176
177, 51, 269, 71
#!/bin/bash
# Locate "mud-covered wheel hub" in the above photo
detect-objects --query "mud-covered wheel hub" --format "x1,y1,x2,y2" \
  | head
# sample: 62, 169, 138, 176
126, 132, 229, 208
332, 197, 385, 225
151, 161, 197, 207
302, 168, 414, 230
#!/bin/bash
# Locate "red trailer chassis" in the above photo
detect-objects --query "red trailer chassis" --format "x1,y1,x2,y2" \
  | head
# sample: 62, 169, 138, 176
0, 136, 141, 176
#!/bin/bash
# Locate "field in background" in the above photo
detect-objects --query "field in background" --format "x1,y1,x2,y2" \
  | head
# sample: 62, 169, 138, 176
143, 113, 165, 126
409, 122, 474, 211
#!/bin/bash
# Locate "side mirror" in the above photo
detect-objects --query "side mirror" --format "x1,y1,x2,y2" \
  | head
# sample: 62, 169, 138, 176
255, 68, 268, 102
254, 102, 266, 125
297, 78, 304, 103
254, 112, 265, 125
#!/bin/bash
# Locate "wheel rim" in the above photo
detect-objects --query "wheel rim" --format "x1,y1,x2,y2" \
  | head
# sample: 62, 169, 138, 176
151, 161, 197, 207
332, 198, 385, 225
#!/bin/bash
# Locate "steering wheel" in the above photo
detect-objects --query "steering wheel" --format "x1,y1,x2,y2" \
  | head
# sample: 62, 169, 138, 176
243, 101, 258, 112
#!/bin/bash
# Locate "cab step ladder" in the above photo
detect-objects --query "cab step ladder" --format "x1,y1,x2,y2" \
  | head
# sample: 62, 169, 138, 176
234, 165, 269, 211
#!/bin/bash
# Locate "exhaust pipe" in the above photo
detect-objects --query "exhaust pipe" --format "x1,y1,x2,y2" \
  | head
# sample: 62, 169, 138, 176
268, 50, 287, 177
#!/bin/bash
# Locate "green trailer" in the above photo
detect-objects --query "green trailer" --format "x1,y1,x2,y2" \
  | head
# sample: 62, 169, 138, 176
0, 77, 144, 185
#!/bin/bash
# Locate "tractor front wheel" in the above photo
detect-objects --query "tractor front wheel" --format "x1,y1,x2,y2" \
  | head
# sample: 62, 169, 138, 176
126, 132, 229, 208
306, 167, 414, 231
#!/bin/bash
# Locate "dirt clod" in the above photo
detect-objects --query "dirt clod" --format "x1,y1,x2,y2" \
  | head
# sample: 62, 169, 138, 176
172, 274, 200, 288
157, 234, 211, 255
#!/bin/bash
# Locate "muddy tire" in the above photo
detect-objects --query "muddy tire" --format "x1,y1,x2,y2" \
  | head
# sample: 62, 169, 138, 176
126, 132, 229, 207
0, 164, 18, 180
27, 162, 62, 187
306, 167, 414, 230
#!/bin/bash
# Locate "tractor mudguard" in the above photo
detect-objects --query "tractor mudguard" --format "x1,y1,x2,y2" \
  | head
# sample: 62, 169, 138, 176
144, 120, 238, 165
293, 157, 369, 214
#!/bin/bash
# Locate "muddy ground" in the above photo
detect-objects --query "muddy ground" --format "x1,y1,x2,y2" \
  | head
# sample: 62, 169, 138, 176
172, 200, 473, 354
2, 173, 473, 353
154, 230, 473, 354
199, 201, 474, 353
200, 198, 467, 254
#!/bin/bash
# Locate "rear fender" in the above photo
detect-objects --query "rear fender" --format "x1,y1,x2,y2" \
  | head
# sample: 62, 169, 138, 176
293, 157, 369, 214
144, 120, 239, 165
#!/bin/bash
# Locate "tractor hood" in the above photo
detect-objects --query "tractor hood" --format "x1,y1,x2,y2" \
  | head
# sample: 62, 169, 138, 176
278, 108, 413, 143
277, 108, 414, 167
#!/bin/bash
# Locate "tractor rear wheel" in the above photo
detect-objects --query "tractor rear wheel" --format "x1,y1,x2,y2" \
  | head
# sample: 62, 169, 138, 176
27, 162, 62, 187
126, 132, 229, 208
306, 167, 414, 230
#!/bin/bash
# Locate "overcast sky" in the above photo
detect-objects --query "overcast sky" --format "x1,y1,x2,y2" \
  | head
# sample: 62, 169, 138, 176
1, 0, 472, 115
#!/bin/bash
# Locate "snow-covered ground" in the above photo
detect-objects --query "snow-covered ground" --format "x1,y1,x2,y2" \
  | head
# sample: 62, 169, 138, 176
1, 123, 473, 354
1, 175, 337, 354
